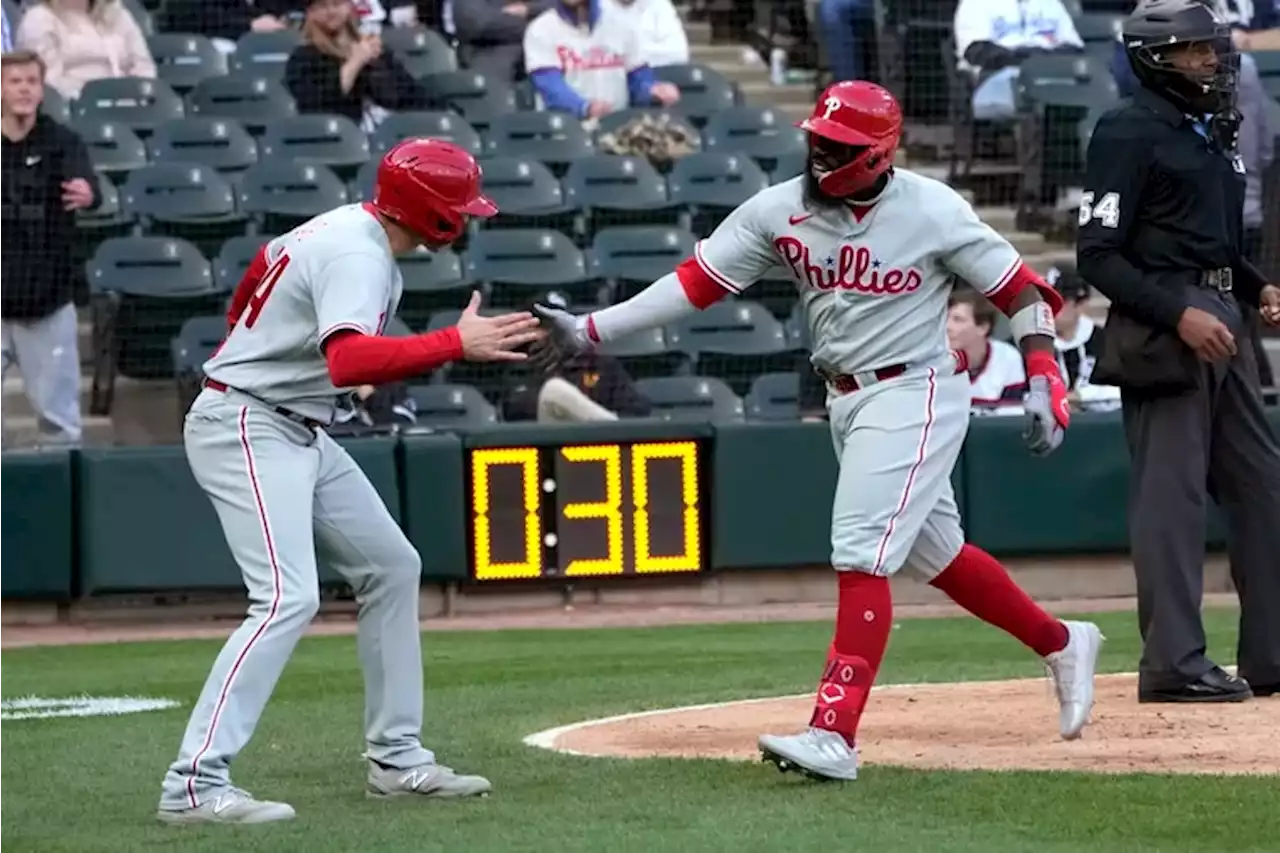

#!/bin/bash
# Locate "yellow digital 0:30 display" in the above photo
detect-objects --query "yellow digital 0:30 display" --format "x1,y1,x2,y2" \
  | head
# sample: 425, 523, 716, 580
467, 440, 705, 582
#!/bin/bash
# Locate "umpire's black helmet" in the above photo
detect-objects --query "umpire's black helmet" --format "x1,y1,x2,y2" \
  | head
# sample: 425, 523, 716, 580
1123, 0, 1239, 115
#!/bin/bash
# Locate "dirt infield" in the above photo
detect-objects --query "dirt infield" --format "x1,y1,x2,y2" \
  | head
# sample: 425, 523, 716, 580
533, 673, 1280, 776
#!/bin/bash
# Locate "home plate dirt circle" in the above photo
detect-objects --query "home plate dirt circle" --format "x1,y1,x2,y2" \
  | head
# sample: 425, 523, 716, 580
526, 674, 1280, 776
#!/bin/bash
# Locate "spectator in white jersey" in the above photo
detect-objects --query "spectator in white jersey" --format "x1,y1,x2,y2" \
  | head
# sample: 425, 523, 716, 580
953, 0, 1084, 121
524, 0, 680, 119
1045, 264, 1120, 411
947, 284, 1027, 414
607, 0, 688, 67
453, 0, 558, 82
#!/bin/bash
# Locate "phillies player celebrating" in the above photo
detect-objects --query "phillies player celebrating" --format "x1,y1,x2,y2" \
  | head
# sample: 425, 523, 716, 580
157, 140, 541, 824
537, 83, 1104, 782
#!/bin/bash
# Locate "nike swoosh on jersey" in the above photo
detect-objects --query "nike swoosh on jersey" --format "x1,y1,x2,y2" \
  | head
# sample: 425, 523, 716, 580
788, 214, 813, 225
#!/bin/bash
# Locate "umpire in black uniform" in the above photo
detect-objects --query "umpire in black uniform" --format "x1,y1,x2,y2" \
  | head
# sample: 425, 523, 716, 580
1077, 0, 1280, 703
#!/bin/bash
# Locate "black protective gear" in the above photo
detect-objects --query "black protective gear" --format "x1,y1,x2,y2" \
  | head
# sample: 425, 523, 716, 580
1123, 0, 1240, 117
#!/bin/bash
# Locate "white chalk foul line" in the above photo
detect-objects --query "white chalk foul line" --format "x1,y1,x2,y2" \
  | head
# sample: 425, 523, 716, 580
1, 695, 182, 721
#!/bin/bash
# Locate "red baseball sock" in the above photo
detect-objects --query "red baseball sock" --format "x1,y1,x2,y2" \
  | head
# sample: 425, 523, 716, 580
809, 572, 893, 747
929, 544, 1068, 657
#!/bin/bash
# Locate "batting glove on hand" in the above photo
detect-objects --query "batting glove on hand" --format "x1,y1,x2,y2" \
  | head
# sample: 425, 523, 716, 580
533, 303, 593, 354
1022, 353, 1071, 456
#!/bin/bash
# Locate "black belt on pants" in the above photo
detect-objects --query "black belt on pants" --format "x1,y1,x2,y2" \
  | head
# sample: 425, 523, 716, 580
817, 363, 908, 395
204, 379, 325, 430
1201, 268, 1233, 293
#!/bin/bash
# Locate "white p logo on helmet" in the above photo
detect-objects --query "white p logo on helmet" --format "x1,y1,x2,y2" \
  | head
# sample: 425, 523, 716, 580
822, 96, 841, 121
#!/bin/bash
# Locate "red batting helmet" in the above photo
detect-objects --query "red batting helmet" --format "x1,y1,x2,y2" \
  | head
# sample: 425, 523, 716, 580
796, 81, 902, 197
372, 138, 497, 245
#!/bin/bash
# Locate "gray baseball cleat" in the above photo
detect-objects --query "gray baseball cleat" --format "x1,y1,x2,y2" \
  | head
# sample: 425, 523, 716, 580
156, 787, 296, 825
366, 761, 492, 799
758, 728, 859, 782
1045, 620, 1105, 740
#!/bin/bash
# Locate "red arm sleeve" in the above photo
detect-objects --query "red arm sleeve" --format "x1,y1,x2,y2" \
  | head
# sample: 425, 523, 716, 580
675, 256, 734, 309
986, 262, 1065, 316
227, 247, 269, 330
323, 328, 465, 387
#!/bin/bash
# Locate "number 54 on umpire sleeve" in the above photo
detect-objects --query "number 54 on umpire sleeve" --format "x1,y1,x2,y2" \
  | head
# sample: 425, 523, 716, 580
1077, 191, 1120, 229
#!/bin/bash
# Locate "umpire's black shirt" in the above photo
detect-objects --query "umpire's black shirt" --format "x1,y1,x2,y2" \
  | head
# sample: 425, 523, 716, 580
0, 114, 98, 321
1076, 85, 1269, 330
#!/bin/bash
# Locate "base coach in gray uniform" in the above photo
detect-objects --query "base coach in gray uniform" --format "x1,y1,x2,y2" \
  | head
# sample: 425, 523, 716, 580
1078, 0, 1280, 703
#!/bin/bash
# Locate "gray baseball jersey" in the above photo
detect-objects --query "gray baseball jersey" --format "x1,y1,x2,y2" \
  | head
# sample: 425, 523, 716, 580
204, 202, 404, 422
692, 170, 1022, 376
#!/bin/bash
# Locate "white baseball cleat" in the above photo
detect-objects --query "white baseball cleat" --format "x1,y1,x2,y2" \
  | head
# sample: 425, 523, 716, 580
366, 761, 492, 799
1044, 620, 1105, 740
758, 728, 859, 781
156, 787, 296, 825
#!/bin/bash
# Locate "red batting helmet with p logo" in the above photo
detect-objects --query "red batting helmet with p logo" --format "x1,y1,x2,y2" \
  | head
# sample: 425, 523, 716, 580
797, 81, 902, 197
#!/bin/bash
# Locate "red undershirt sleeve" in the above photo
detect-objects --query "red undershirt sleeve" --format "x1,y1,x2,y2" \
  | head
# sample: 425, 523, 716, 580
322, 328, 465, 387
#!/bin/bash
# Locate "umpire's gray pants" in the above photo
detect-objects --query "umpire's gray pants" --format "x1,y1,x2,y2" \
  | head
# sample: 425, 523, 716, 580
1, 302, 82, 445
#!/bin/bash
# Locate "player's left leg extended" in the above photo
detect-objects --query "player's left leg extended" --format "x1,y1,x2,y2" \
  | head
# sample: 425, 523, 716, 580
311, 433, 491, 799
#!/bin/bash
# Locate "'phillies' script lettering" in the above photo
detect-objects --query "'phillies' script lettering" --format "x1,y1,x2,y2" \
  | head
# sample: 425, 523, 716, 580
773, 237, 923, 294
556, 46, 626, 71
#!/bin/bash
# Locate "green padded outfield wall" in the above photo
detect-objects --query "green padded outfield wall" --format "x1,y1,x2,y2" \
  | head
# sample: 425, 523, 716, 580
2, 450, 75, 598
400, 433, 468, 581
76, 436, 401, 593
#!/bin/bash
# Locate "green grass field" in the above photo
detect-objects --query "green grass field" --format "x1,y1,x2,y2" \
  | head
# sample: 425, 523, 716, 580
3, 608, 1276, 853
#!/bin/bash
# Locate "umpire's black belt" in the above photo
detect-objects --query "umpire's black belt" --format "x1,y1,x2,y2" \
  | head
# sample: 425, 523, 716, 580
1201, 267, 1233, 293
204, 379, 326, 430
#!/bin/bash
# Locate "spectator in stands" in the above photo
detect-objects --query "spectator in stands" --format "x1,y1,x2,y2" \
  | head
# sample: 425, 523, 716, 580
1046, 264, 1121, 411
158, 1, 296, 54
1, 50, 99, 447
285, 0, 430, 130
524, 0, 680, 119
946, 284, 1027, 413
452, 0, 556, 82
502, 291, 651, 422
609, 0, 689, 67
954, 0, 1084, 120
16, 0, 156, 99
3, 5, 14, 52
331, 381, 419, 432
816, 0, 876, 84
351, 0, 421, 34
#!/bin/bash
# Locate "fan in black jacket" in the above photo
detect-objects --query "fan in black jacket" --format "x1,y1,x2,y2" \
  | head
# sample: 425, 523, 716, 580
284, 0, 429, 127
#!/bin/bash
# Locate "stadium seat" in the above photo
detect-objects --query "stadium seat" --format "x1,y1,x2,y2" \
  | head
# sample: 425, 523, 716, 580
74, 77, 185, 137
750, 274, 800, 321
592, 107, 701, 165
185, 74, 297, 133
147, 117, 259, 175
171, 314, 227, 414
633, 376, 744, 422
596, 326, 685, 379
73, 119, 149, 182
423, 307, 517, 399
563, 155, 674, 229
1016, 54, 1119, 110
653, 64, 737, 126
351, 159, 378, 202
666, 300, 797, 395
464, 228, 590, 306
419, 71, 517, 134
258, 115, 371, 178
703, 107, 807, 172
214, 234, 276, 292
120, 163, 246, 252
1072, 13, 1124, 46
40, 86, 71, 124
239, 158, 350, 232
667, 152, 769, 237
76, 177, 134, 239
86, 236, 222, 411
370, 111, 483, 156
231, 30, 303, 79
476, 157, 575, 231
744, 371, 800, 421
147, 33, 228, 92
769, 150, 806, 184
404, 384, 497, 428
588, 225, 695, 301
381, 26, 458, 78
397, 246, 473, 328
1250, 50, 1280, 81
485, 111, 594, 170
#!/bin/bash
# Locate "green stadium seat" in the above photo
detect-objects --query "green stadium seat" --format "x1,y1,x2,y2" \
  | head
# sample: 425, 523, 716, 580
185, 74, 297, 133
653, 64, 737, 126
744, 371, 800, 421
768, 151, 806, 184
382, 26, 458, 78
1072, 13, 1124, 45
351, 159, 378, 201
419, 71, 517, 134
464, 228, 590, 306
485, 111, 594, 170
597, 326, 685, 379
239, 158, 349, 232
75, 77, 185, 137
370, 111, 482, 156
667, 300, 798, 395
87, 236, 216, 298
562, 154, 674, 229
232, 30, 303, 79
667, 152, 769, 237
171, 314, 227, 413
1250, 50, 1280, 79
405, 384, 497, 428
258, 115, 371, 178
634, 376, 744, 422
1016, 54, 1119, 109
477, 157, 576, 231
120, 162, 246, 252
703, 107, 808, 172
397, 246, 473, 328
76, 177, 134, 238
588, 226, 695, 301
147, 33, 229, 92
147, 117, 258, 175
73, 118, 149, 182
214, 234, 276, 292
40, 85, 71, 124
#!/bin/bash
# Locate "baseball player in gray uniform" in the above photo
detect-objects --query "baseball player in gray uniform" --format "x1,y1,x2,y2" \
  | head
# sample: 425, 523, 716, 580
537, 82, 1105, 782
157, 140, 543, 824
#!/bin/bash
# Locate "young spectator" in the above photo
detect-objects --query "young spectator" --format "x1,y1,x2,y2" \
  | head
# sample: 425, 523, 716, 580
1046, 265, 1121, 410
946, 285, 1027, 414
16, 0, 156, 99
452, 0, 556, 82
816, 0, 876, 84
954, 0, 1084, 120
158, 0, 295, 53
1, 50, 100, 447
608, 0, 689, 68
524, 0, 679, 119
284, 0, 430, 130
